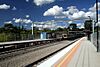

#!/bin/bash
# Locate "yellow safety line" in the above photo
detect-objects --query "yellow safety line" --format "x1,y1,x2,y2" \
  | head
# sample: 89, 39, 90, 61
55, 38, 83, 67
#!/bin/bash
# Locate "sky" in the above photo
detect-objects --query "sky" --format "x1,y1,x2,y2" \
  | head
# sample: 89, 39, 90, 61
0, 0, 100, 29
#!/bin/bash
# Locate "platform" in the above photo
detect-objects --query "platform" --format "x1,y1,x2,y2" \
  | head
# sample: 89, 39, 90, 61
37, 37, 100, 67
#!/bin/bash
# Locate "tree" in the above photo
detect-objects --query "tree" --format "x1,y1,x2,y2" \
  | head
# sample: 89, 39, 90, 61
4, 23, 14, 29
56, 27, 64, 31
84, 20, 92, 31
0, 27, 5, 33
3, 23, 20, 33
84, 20, 92, 40
68, 23, 77, 30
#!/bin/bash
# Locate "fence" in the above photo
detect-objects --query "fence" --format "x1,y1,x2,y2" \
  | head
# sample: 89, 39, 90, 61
91, 31, 100, 51
0, 33, 40, 42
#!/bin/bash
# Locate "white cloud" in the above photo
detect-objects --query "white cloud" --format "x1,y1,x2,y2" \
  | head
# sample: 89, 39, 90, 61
26, 0, 29, 2
4, 21, 12, 24
98, 14, 100, 21
69, 11, 96, 20
34, 24, 42, 27
97, 17, 100, 27
67, 6, 79, 14
43, 5, 80, 19
14, 18, 22, 23
26, 15, 30, 18
96, 21, 100, 27
56, 26, 66, 28
43, 24, 55, 28
13, 18, 16, 20
80, 25, 84, 29
77, 23, 81, 26
89, 2, 100, 12
0, 4, 10, 10
68, 21, 73, 24
30, 2, 100, 29
54, 16, 66, 18
34, 0, 55, 6
62, 11, 69, 16
67, 6, 96, 20
33, 21, 56, 30
70, 11, 85, 19
77, 23, 84, 29
12, 6, 17, 10
23, 19, 32, 23
85, 11, 96, 19
44, 5, 63, 16
43, 2, 100, 21
14, 18, 32, 23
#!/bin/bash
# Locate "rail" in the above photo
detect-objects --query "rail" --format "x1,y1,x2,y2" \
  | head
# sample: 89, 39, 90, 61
0, 38, 62, 50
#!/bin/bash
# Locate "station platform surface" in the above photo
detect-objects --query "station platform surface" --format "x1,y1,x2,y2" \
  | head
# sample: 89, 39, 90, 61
37, 37, 100, 67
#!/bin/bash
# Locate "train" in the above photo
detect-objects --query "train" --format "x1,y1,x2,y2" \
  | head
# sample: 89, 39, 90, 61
47, 31, 85, 40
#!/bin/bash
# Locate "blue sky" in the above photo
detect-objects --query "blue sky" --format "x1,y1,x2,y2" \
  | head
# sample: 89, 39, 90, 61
0, 0, 99, 29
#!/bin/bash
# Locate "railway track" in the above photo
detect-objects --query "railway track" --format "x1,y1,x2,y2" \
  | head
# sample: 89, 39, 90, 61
0, 41, 61, 61
25, 39, 78, 67
0, 39, 79, 67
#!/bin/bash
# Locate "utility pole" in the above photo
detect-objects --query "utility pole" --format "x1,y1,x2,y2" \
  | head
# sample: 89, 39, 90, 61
32, 23, 33, 35
18, 22, 21, 40
96, 0, 99, 52
92, 20, 95, 34
32, 22, 34, 39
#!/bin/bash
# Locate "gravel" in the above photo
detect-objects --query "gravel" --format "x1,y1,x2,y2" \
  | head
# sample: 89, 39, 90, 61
0, 40, 76, 67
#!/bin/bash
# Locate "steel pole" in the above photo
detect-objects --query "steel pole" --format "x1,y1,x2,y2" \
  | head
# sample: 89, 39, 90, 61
18, 22, 21, 40
32, 23, 33, 35
92, 20, 94, 34
96, 0, 99, 52
32, 22, 34, 39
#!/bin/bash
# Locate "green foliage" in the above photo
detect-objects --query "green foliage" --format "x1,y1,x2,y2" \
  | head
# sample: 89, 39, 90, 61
56, 27, 64, 31
0, 33, 7, 42
0, 33, 16, 42
84, 20, 92, 31
0, 23, 31, 42
68, 23, 77, 31
0, 23, 70, 42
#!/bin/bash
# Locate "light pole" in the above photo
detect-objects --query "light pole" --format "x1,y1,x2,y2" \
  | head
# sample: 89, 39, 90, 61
18, 21, 21, 40
32, 22, 34, 39
96, 0, 99, 52
92, 20, 95, 34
